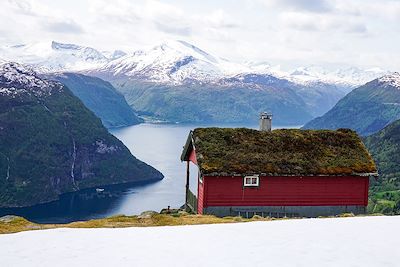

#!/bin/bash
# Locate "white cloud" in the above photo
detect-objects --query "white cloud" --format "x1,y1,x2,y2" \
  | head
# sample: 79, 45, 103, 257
279, 11, 368, 34
263, 0, 334, 13
43, 19, 84, 34
203, 10, 240, 29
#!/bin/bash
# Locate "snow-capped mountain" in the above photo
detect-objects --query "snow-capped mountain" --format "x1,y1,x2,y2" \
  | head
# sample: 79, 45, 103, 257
0, 40, 393, 87
101, 50, 127, 61
0, 41, 122, 73
90, 41, 391, 87
289, 65, 390, 87
91, 40, 248, 84
0, 62, 57, 97
378, 72, 400, 88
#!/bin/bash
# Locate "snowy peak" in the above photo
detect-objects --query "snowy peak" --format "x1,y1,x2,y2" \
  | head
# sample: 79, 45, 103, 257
0, 62, 59, 97
102, 50, 127, 60
94, 40, 228, 83
243, 61, 272, 73
0, 41, 110, 73
51, 41, 81, 50
0, 40, 393, 87
148, 40, 218, 64
50, 41, 107, 62
377, 72, 400, 88
291, 66, 327, 77
289, 65, 390, 86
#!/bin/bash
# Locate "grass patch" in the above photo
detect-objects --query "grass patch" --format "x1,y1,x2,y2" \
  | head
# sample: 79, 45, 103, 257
0, 213, 274, 234
1, 212, 388, 235
368, 190, 400, 214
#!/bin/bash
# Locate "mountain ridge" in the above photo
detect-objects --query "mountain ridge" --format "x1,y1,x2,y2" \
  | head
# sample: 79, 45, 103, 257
46, 72, 143, 128
1, 40, 394, 125
0, 62, 163, 208
1, 40, 391, 87
302, 72, 400, 136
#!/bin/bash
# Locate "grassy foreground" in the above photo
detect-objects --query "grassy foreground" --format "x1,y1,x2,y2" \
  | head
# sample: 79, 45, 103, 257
0, 211, 383, 235
0, 212, 272, 234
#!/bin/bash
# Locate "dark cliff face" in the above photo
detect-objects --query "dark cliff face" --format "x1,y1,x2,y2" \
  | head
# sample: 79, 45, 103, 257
0, 63, 163, 208
47, 73, 143, 128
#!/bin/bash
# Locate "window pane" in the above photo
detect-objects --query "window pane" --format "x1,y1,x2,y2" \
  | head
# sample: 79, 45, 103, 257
245, 177, 251, 184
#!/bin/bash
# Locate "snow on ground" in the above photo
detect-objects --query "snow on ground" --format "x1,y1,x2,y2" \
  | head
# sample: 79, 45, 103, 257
0, 216, 399, 267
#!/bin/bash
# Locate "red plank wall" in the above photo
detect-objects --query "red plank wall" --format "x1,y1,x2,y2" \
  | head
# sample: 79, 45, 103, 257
202, 175, 369, 208
197, 180, 204, 214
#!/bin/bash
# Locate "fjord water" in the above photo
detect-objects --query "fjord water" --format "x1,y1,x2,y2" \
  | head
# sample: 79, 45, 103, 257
0, 123, 298, 223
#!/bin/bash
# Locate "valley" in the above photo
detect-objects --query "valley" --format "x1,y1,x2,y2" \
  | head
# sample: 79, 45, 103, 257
0, 40, 400, 219
1, 40, 391, 125
303, 73, 400, 136
1, 1, 399, 266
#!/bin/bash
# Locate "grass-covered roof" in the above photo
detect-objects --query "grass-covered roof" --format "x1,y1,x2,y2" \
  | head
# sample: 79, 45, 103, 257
182, 127, 377, 176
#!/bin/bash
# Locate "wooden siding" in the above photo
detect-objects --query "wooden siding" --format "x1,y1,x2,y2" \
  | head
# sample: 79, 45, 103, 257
203, 175, 369, 207
188, 149, 197, 165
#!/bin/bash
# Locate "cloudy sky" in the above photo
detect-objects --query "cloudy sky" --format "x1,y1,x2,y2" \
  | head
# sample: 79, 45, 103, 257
1, 0, 399, 70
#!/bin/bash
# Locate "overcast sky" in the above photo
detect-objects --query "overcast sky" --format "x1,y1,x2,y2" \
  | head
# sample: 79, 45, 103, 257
1, 0, 399, 70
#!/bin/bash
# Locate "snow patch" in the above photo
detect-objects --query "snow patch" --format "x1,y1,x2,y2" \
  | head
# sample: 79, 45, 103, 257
378, 72, 400, 88
0, 41, 109, 73
0, 216, 398, 267
0, 62, 60, 97
95, 140, 118, 154
288, 66, 390, 87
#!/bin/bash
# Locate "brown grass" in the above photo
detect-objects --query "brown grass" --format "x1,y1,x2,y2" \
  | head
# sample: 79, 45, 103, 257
0, 212, 389, 235
0, 213, 274, 234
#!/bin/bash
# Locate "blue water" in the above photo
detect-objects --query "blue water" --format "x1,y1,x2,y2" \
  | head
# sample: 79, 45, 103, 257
0, 123, 299, 223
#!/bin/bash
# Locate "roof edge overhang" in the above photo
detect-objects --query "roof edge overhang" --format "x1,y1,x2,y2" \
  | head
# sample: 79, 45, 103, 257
180, 130, 194, 161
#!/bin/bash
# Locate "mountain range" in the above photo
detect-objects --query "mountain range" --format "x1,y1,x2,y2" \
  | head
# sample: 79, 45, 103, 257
303, 73, 400, 136
0, 62, 162, 208
0, 40, 393, 125
0, 41, 124, 73
0, 40, 389, 87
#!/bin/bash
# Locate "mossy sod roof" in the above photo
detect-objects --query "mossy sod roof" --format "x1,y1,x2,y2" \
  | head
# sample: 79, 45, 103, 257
182, 127, 377, 176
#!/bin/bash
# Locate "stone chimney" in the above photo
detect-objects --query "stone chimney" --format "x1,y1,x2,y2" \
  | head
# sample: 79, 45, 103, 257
259, 112, 272, 131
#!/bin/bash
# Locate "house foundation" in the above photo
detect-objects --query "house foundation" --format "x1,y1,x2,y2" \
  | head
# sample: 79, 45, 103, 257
203, 205, 366, 218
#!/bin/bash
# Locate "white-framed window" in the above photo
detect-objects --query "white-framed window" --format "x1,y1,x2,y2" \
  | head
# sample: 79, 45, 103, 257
244, 175, 259, 187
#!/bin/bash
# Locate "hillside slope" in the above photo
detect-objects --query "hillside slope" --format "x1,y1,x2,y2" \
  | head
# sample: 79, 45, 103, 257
359, 120, 400, 214
115, 77, 313, 125
86, 41, 353, 124
364, 119, 400, 183
0, 63, 162, 208
303, 73, 400, 136
48, 73, 142, 128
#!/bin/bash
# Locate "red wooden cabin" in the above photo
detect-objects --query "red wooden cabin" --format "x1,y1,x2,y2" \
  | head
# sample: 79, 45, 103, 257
181, 124, 377, 218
